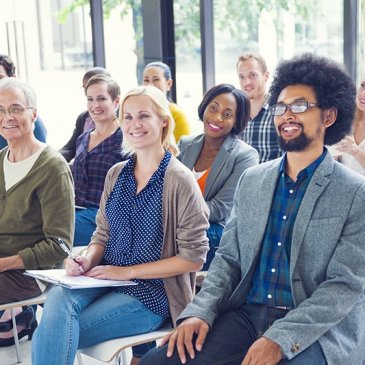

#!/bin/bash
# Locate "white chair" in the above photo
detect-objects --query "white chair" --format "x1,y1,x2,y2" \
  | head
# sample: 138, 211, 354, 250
77, 324, 172, 365
0, 288, 50, 364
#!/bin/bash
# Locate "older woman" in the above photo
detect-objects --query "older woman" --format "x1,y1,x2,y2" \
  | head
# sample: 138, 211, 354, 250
178, 84, 259, 270
0, 78, 74, 346
32, 86, 209, 365
72, 74, 129, 245
143, 61, 190, 142
333, 76, 365, 174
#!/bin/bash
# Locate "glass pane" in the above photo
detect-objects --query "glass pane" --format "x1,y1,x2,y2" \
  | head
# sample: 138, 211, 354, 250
0, 0, 93, 149
102, 1, 143, 95
214, 0, 344, 86
174, 0, 203, 135
358, 0, 365, 83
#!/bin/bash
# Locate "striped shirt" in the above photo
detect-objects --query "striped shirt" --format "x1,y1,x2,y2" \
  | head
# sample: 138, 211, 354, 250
239, 102, 282, 163
247, 149, 327, 307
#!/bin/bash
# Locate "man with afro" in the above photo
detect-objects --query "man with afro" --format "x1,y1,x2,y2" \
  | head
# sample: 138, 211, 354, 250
140, 53, 365, 365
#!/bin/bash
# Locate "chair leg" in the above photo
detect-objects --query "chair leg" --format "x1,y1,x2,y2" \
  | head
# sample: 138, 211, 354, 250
117, 349, 128, 365
10, 308, 22, 364
76, 351, 84, 365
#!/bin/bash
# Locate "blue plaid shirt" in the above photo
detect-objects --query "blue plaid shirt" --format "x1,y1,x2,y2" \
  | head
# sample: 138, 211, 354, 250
239, 102, 282, 163
246, 149, 327, 308
72, 128, 126, 208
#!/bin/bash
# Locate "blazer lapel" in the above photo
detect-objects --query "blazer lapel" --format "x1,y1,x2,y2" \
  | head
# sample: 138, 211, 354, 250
289, 153, 334, 272
181, 135, 204, 170
204, 135, 235, 199
251, 162, 281, 254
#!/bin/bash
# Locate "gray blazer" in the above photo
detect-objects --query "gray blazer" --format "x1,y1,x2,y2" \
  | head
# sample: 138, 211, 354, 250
180, 152, 365, 365
178, 134, 258, 226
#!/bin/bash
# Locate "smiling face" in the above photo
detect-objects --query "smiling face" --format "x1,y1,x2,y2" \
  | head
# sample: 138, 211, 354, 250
356, 77, 365, 112
122, 94, 167, 152
237, 58, 268, 101
0, 87, 36, 143
86, 82, 119, 123
274, 84, 333, 152
203, 92, 237, 139
142, 66, 172, 95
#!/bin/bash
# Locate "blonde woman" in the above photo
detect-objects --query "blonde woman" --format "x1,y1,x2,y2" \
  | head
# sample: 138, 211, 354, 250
333, 76, 365, 174
32, 86, 209, 365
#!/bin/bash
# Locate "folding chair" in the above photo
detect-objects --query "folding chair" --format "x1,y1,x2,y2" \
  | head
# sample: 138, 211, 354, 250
0, 288, 50, 364
77, 324, 172, 365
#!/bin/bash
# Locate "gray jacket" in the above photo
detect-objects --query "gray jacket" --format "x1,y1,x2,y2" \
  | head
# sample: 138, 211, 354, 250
178, 134, 258, 226
179, 152, 365, 365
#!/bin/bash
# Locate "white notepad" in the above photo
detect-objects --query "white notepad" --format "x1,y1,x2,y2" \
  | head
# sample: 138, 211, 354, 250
25, 269, 137, 289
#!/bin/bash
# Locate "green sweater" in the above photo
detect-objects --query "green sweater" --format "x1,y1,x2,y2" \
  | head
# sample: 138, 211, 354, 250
0, 146, 75, 269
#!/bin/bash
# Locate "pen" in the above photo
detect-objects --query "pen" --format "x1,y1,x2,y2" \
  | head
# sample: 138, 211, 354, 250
56, 238, 84, 273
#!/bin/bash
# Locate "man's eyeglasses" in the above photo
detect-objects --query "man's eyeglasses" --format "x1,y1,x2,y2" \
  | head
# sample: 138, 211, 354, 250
269, 101, 317, 116
0, 105, 33, 118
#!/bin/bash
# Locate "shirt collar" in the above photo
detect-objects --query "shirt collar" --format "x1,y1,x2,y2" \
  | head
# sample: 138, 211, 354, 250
279, 147, 328, 180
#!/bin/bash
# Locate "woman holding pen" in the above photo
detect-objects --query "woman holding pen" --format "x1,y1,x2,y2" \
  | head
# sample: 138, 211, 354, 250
32, 86, 209, 365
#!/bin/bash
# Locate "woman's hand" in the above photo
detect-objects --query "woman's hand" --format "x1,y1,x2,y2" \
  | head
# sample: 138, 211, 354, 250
335, 136, 360, 156
85, 265, 132, 280
64, 256, 91, 276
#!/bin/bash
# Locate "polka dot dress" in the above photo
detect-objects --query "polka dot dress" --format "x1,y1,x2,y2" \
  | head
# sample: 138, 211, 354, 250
103, 152, 172, 318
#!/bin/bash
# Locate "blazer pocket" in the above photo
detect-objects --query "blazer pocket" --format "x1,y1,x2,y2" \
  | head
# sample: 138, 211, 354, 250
299, 217, 343, 274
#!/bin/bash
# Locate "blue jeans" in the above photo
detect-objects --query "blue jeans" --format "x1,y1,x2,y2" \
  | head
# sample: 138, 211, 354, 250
140, 304, 327, 365
202, 223, 223, 271
73, 207, 98, 246
32, 286, 165, 365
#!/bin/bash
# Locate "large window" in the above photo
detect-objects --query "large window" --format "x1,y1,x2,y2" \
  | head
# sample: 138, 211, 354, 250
174, 0, 203, 135
0, 0, 360, 146
214, 0, 344, 87
358, 0, 365, 82
102, 1, 143, 95
0, 0, 93, 148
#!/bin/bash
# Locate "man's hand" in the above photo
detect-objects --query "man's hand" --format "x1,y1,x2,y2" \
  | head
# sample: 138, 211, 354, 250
160, 317, 209, 364
0, 255, 24, 272
242, 337, 283, 365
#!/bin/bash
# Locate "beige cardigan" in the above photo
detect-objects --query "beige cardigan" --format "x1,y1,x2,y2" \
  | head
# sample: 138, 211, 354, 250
90, 156, 210, 325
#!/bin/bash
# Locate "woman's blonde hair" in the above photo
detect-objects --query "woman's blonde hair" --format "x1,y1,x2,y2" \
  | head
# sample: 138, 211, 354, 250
119, 86, 178, 156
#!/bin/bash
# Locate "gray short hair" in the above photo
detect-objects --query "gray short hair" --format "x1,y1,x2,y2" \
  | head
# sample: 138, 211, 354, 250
0, 78, 37, 108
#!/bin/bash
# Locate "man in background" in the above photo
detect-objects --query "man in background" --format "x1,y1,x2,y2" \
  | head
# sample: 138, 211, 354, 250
0, 54, 47, 149
237, 53, 281, 162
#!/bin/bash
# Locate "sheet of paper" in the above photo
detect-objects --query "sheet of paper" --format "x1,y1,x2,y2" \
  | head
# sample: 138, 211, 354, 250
25, 269, 137, 289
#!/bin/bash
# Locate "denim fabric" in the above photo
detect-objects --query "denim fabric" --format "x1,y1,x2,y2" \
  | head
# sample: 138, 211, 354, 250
73, 207, 98, 246
202, 223, 224, 271
32, 286, 165, 365
139, 304, 327, 365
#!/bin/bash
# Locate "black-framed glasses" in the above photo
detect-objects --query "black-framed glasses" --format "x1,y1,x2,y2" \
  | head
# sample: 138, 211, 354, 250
0, 105, 33, 118
269, 101, 317, 116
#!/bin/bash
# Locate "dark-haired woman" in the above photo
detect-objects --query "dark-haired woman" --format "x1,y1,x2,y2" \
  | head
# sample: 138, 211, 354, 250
178, 84, 258, 269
